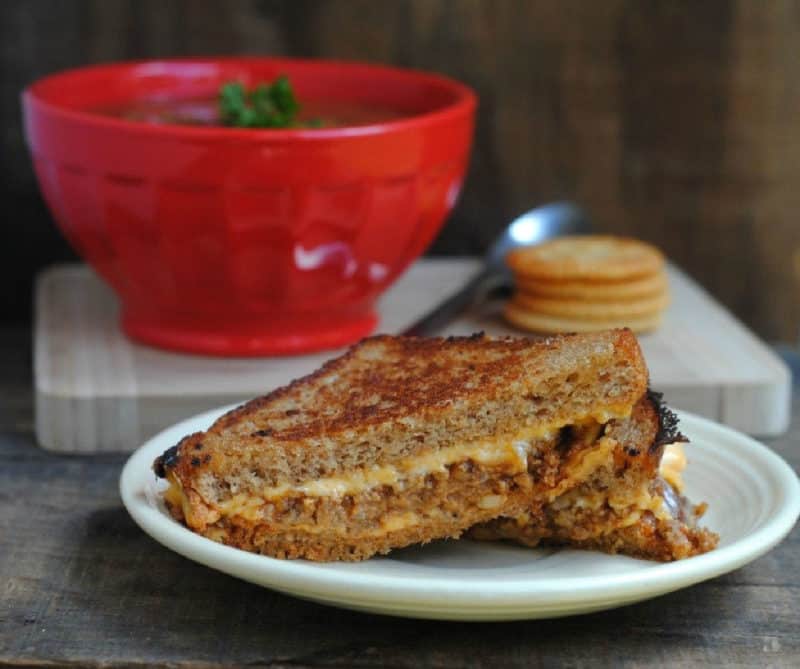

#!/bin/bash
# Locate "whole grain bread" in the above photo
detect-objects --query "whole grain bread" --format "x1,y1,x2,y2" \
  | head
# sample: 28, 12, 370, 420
155, 329, 648, 502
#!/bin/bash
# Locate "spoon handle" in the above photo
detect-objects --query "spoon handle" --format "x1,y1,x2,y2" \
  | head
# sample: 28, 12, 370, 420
402, 268, 500, 337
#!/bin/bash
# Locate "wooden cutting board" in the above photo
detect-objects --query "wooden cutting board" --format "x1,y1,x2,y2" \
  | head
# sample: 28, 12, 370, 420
34, 260, 791, 452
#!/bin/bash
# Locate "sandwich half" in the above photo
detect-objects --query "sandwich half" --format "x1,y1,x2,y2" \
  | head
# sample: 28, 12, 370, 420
470, 391, 718, 560
153, 329, 652, 561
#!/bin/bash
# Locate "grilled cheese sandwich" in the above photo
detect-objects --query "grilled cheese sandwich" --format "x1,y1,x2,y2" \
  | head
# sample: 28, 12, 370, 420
153, 330, 716, 561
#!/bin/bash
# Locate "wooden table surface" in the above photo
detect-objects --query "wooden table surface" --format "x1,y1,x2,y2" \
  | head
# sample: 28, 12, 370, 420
1, 325, 798, 669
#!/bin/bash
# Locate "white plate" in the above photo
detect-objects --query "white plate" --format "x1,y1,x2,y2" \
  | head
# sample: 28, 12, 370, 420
120, 406, 800, 621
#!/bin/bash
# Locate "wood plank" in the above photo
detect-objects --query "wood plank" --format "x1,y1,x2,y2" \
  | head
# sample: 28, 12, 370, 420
34, 260, 790, 453
2, 324, 799, 667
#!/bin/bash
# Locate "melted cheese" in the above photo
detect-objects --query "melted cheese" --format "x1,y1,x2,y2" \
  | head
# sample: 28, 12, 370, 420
166, 409, 635, 526
164, 473, 193, 523
218, 433, 541, 519
659, 442, 687, 491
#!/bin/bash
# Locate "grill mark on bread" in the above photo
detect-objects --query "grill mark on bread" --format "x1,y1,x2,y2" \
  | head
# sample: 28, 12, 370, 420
211, 330, 644, 440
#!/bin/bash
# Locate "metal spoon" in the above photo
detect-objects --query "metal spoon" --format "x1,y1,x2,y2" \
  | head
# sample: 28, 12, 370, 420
402, 201, 592, 336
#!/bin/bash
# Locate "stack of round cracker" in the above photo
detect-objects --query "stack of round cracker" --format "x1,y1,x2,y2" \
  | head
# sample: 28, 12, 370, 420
504, 235, 669, 334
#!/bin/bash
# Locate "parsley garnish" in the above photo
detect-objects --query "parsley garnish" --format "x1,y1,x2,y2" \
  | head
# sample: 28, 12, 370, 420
219, 76, 308, 128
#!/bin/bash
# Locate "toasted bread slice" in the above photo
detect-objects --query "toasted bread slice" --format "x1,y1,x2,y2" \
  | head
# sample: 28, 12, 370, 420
154, 329, 648, 561
471, 393, 719, 560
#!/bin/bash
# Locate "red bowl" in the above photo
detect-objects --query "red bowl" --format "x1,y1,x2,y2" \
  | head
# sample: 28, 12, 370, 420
22, 58, 475, 355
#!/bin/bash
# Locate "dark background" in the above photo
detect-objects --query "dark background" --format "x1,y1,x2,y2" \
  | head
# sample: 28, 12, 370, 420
4, 0, 800, 341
